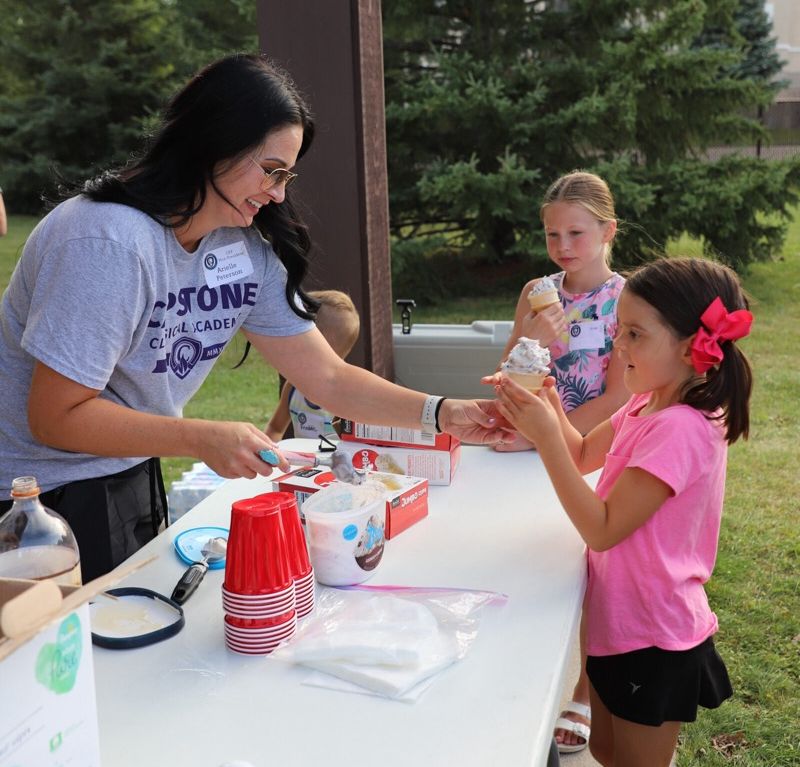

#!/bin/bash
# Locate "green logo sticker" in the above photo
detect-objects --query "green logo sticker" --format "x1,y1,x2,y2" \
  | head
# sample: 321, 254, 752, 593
35, 613, 82, 694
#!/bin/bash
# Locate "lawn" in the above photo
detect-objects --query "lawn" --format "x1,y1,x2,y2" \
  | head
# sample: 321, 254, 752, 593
1, 211, 798, 765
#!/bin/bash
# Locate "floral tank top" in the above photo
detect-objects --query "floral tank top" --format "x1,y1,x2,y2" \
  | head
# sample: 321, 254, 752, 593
548, 271, 625, 413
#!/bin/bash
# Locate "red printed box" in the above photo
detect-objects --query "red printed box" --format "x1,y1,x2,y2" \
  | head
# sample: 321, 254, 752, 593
339, 420, 457, 451
272, 468, 428, 539
335, 440, 460, 486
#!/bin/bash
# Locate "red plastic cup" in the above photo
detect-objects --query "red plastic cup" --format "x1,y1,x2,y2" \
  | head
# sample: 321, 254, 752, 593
256, 491, 312, 580
224, 494, 293, 595
224, 611, 296, 632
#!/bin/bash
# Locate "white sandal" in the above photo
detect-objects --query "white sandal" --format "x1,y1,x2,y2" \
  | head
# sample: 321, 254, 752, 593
554, 700, 591, 754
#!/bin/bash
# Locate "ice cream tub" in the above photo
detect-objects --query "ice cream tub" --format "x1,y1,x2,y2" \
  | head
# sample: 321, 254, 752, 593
302, 482, 387, 586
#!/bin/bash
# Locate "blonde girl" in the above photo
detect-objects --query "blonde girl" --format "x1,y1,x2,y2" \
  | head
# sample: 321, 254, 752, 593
500, 170, 630, 445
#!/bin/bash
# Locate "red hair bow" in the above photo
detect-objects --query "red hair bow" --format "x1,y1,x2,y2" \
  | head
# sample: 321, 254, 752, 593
690, 297, 753, 373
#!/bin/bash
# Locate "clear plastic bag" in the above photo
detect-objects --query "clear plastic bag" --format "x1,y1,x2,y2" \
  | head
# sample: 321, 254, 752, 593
270, 585, 506, 699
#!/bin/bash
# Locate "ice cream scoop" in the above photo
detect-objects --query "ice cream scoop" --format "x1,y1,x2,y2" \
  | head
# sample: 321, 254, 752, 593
259, 448, 366, 485
170, 536, 227, 605
501, 337, 551, 392
527, 276, 560, 312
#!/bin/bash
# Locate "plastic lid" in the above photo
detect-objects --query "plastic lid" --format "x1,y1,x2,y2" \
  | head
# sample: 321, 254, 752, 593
173, 526, 228, 569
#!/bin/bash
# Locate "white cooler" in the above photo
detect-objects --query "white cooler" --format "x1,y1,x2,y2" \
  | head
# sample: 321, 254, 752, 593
392, 320, 513, 399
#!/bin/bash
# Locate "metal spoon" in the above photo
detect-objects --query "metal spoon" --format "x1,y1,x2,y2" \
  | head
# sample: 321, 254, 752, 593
170, 536, 227, 605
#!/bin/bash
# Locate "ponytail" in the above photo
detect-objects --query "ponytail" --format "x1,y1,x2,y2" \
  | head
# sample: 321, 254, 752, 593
682, 344, 752, 443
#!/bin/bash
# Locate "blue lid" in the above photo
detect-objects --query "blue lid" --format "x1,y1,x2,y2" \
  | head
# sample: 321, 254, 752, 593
173, 526, 228, 569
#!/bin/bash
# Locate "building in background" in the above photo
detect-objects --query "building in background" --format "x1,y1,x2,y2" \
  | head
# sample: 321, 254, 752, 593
767, 1, 800, 131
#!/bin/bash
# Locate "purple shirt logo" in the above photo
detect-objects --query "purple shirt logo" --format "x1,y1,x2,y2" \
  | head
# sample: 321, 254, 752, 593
170, 337, 203, 379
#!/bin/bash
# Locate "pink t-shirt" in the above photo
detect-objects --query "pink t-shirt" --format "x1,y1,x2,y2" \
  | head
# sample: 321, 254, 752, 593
585, 393, 728, 656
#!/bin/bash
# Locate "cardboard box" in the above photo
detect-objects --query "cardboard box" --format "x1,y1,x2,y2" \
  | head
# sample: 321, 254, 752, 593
0, 579, 101, 767
339, 419, 457, 451
273, 468, 429, 539
336, 440, 460, 486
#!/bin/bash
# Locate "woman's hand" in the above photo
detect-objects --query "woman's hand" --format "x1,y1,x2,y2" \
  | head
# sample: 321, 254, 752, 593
193, 421, 291, 478
437, 399, 514, 445
519, 303, 567, 348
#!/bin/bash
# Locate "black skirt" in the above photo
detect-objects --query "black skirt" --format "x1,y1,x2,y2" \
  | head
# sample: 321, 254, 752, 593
586, 635, 733, 726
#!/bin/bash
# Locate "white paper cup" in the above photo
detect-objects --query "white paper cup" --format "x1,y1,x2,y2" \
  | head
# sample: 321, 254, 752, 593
302, 481, 387, 586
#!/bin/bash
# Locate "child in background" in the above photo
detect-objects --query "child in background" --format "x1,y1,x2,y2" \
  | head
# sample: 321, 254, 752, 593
498, 171, 629, 444
498, 171, 631, 752
495, 257, 751, 766
266, 290, 360, 441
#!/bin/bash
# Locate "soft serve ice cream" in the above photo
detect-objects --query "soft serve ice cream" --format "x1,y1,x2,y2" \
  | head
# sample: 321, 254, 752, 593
527, 276, 560, 312
501, 337, 551, 392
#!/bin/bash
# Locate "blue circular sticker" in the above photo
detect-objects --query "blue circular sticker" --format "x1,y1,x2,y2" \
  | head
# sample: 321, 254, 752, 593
342, 524, 358, 541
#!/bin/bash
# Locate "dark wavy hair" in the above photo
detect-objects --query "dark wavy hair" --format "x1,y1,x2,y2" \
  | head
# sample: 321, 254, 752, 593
80, 53, 318, 321
625, 258, 752, 443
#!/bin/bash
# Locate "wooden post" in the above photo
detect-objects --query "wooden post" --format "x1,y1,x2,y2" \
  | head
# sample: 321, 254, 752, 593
257, 0, 394, 379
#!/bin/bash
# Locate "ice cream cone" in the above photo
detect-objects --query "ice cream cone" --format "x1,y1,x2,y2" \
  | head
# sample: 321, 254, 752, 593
527, 289, 560, 312
504, 370, 547, 393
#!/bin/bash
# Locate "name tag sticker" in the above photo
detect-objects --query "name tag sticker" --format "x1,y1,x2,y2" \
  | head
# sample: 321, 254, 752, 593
568, 320, 605, 351
202, 241, 253, 288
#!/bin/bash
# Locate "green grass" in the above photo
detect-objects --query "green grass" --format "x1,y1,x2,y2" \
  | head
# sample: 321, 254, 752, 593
3, 211, 799, 764
0, 215, 38, 287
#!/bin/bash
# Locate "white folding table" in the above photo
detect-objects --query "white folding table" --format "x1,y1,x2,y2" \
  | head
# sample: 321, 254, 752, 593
94, 441, 589, 767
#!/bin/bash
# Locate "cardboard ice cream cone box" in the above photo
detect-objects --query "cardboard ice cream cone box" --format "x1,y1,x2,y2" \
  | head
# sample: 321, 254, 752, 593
339, 419, 457, 451
335, 439, 460, 486
0, 578, 101, 767
272, 468, 429, 539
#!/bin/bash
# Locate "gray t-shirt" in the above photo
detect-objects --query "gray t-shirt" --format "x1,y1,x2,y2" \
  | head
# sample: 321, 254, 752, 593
0, 196, 313, 494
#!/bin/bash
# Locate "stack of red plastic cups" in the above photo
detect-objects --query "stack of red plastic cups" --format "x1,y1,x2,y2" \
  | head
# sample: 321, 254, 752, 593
222, 492, 315, 655
273, 491, 315, 619
222, 494, 296, 655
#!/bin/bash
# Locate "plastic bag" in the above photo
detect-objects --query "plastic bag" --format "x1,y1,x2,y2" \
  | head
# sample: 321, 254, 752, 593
270, 585, 506, 699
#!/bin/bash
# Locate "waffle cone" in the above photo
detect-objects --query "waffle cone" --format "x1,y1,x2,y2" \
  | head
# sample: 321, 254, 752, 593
527, 289, 560, 312
504, 371, 547, 393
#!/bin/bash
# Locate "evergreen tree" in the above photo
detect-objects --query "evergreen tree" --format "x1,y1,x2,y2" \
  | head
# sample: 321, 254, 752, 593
384, 0, 800, 300
733, 0, 784, 85
0, 0, 256, 214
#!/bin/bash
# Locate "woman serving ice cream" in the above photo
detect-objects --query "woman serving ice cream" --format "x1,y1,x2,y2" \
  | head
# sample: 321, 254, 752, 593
0, 54, 508, 581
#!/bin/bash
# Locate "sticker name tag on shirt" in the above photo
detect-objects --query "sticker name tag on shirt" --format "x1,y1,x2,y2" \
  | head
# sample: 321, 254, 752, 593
202, 241, 253, 288
568, 319, 606, 351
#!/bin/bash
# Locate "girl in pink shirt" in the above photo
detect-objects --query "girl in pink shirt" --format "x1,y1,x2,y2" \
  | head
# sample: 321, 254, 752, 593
493, 257, 753, 766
